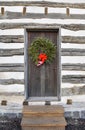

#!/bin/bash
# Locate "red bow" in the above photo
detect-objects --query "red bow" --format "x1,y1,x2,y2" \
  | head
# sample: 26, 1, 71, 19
37, 53, 47, 66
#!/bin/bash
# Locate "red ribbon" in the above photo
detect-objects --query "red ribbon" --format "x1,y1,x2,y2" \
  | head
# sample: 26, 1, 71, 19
37, 53, 47, 66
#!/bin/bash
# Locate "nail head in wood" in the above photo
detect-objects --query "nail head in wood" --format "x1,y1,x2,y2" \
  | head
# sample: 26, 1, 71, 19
1, 7, 5, 15
1, 100, 7, 106
23, 100, 28, 106
23, 7, 26, 15
67, 99, 72, 105
44, 7, 48, 15
66, 7, 70, 16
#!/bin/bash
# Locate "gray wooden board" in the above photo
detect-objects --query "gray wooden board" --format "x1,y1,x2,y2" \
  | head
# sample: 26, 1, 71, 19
0, 23, 85, 31
0, 63, 85, 72
1, 12, 85, 20
0, 1, 85, 9
1, 48, 85, 56
0, 35, 85, 44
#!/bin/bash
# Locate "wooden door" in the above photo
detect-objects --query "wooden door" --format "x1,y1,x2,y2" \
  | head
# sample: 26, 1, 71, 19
24, 26, 61, 101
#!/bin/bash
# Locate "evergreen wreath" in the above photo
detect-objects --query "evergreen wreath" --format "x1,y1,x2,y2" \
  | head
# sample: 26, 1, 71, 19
29, 37, 57, 66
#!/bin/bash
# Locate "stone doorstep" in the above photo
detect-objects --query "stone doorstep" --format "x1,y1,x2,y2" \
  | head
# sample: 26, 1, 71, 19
0, 102, 85, 119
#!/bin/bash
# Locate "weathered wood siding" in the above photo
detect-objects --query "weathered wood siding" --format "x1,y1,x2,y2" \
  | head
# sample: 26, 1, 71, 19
0, 0, 85, 97
24, 27, 61, 100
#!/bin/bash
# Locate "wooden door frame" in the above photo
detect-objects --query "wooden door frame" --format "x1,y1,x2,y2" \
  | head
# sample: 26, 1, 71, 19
24, 25, 61, 101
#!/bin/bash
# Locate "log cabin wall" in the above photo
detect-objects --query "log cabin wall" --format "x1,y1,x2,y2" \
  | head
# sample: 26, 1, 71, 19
0, 0, 85, 102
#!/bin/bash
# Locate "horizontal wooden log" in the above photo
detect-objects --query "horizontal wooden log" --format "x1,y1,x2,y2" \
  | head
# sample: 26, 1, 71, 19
0, 48, 24, 56
0, 63, 85, 72
0, 63, 24, 72
0, 35, 85, 44
0, 35, 23, 43
0, 48, 85, 57
0, 92, 24, 96
62, 48, 85, 56
62, 36, 85, 44
0, 75, 85, 84
0, 1, 85, 9
1, 12, 85, 20
62, 63, 85, 71
62, 75, 85, 83
62, 24, 85, 31
0, 23, 85, 31
0, 79, 24, 85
